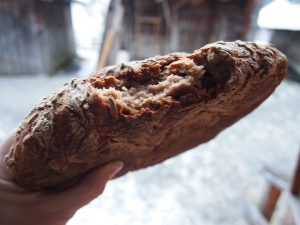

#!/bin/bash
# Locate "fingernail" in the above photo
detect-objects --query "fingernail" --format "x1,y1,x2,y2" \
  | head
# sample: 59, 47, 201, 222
107, 161, 124, 179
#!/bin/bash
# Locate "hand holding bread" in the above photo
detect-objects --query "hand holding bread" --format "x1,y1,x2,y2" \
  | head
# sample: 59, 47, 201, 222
5, 41, 288, 190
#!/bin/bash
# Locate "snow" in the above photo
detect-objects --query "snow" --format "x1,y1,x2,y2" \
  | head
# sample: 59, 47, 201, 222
258, 0, 300, 31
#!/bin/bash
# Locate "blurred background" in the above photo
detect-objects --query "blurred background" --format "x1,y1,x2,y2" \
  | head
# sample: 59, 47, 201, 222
0, 0, 300, 224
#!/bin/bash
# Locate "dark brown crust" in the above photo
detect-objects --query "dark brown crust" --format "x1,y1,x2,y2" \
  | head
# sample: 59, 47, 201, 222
5, 41, 288, 190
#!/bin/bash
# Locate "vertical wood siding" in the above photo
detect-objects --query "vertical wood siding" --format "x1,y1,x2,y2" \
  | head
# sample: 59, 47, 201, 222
0, 0, 75, 75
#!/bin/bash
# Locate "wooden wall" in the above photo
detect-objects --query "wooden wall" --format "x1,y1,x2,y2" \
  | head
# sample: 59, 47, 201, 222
0, 0, 75, 75
121, 0, 256, 60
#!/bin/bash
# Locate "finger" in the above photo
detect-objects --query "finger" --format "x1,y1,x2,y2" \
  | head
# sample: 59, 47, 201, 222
0, 130, 17, 180
0, 130, 31, 194
0, 129, 16, 157
47, 161, 123, 209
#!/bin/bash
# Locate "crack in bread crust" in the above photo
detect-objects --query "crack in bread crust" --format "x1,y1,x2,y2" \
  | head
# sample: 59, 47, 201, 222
5, 41, 288, 190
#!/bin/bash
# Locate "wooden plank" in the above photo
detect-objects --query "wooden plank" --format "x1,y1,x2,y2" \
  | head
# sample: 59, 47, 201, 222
0, 0, 75, 75
34, 0, 75, 73
258, 164, 290, 222
0, 2, 9, 74
98, 0, 124, 68
242, 0, 256, 40
260, 184, 282, 221
98, 29, 116, 68
291, 149, 300, 196
170, 0, 212, 52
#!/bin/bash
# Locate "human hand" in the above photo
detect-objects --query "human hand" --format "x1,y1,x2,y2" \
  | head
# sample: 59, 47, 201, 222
0, 130, 123, 225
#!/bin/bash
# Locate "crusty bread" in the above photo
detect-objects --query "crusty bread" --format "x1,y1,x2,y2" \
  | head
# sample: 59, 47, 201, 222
5, 41, 288, 190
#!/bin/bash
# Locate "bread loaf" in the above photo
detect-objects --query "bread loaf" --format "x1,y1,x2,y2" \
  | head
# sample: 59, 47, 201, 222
5, 41, 288, 190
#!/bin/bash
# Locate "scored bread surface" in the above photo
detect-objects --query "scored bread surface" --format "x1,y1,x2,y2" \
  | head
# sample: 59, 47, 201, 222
5, 41, 288, 190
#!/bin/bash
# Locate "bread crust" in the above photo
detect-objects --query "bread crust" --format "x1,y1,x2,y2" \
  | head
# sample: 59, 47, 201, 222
5, 41, 288, 190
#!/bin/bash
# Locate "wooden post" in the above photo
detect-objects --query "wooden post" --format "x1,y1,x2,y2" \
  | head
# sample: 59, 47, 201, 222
0, 0, 75, 75
260, 184, 282, 221
97, 0, 123, 69
291, 146, 300, 196
98, 29, 116, 69
242, 0, 257, 40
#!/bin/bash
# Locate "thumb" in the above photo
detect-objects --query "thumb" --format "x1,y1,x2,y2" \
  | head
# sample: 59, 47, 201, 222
0, 130, 17, 181
47, 161, 124, 209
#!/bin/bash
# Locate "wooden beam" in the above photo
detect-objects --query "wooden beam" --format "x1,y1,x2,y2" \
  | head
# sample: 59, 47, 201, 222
260, 184, 282, 221
291, 148, 300, 196
242, 0, 257, 40
97, 0, 124, 69
98, 28, 116, 69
